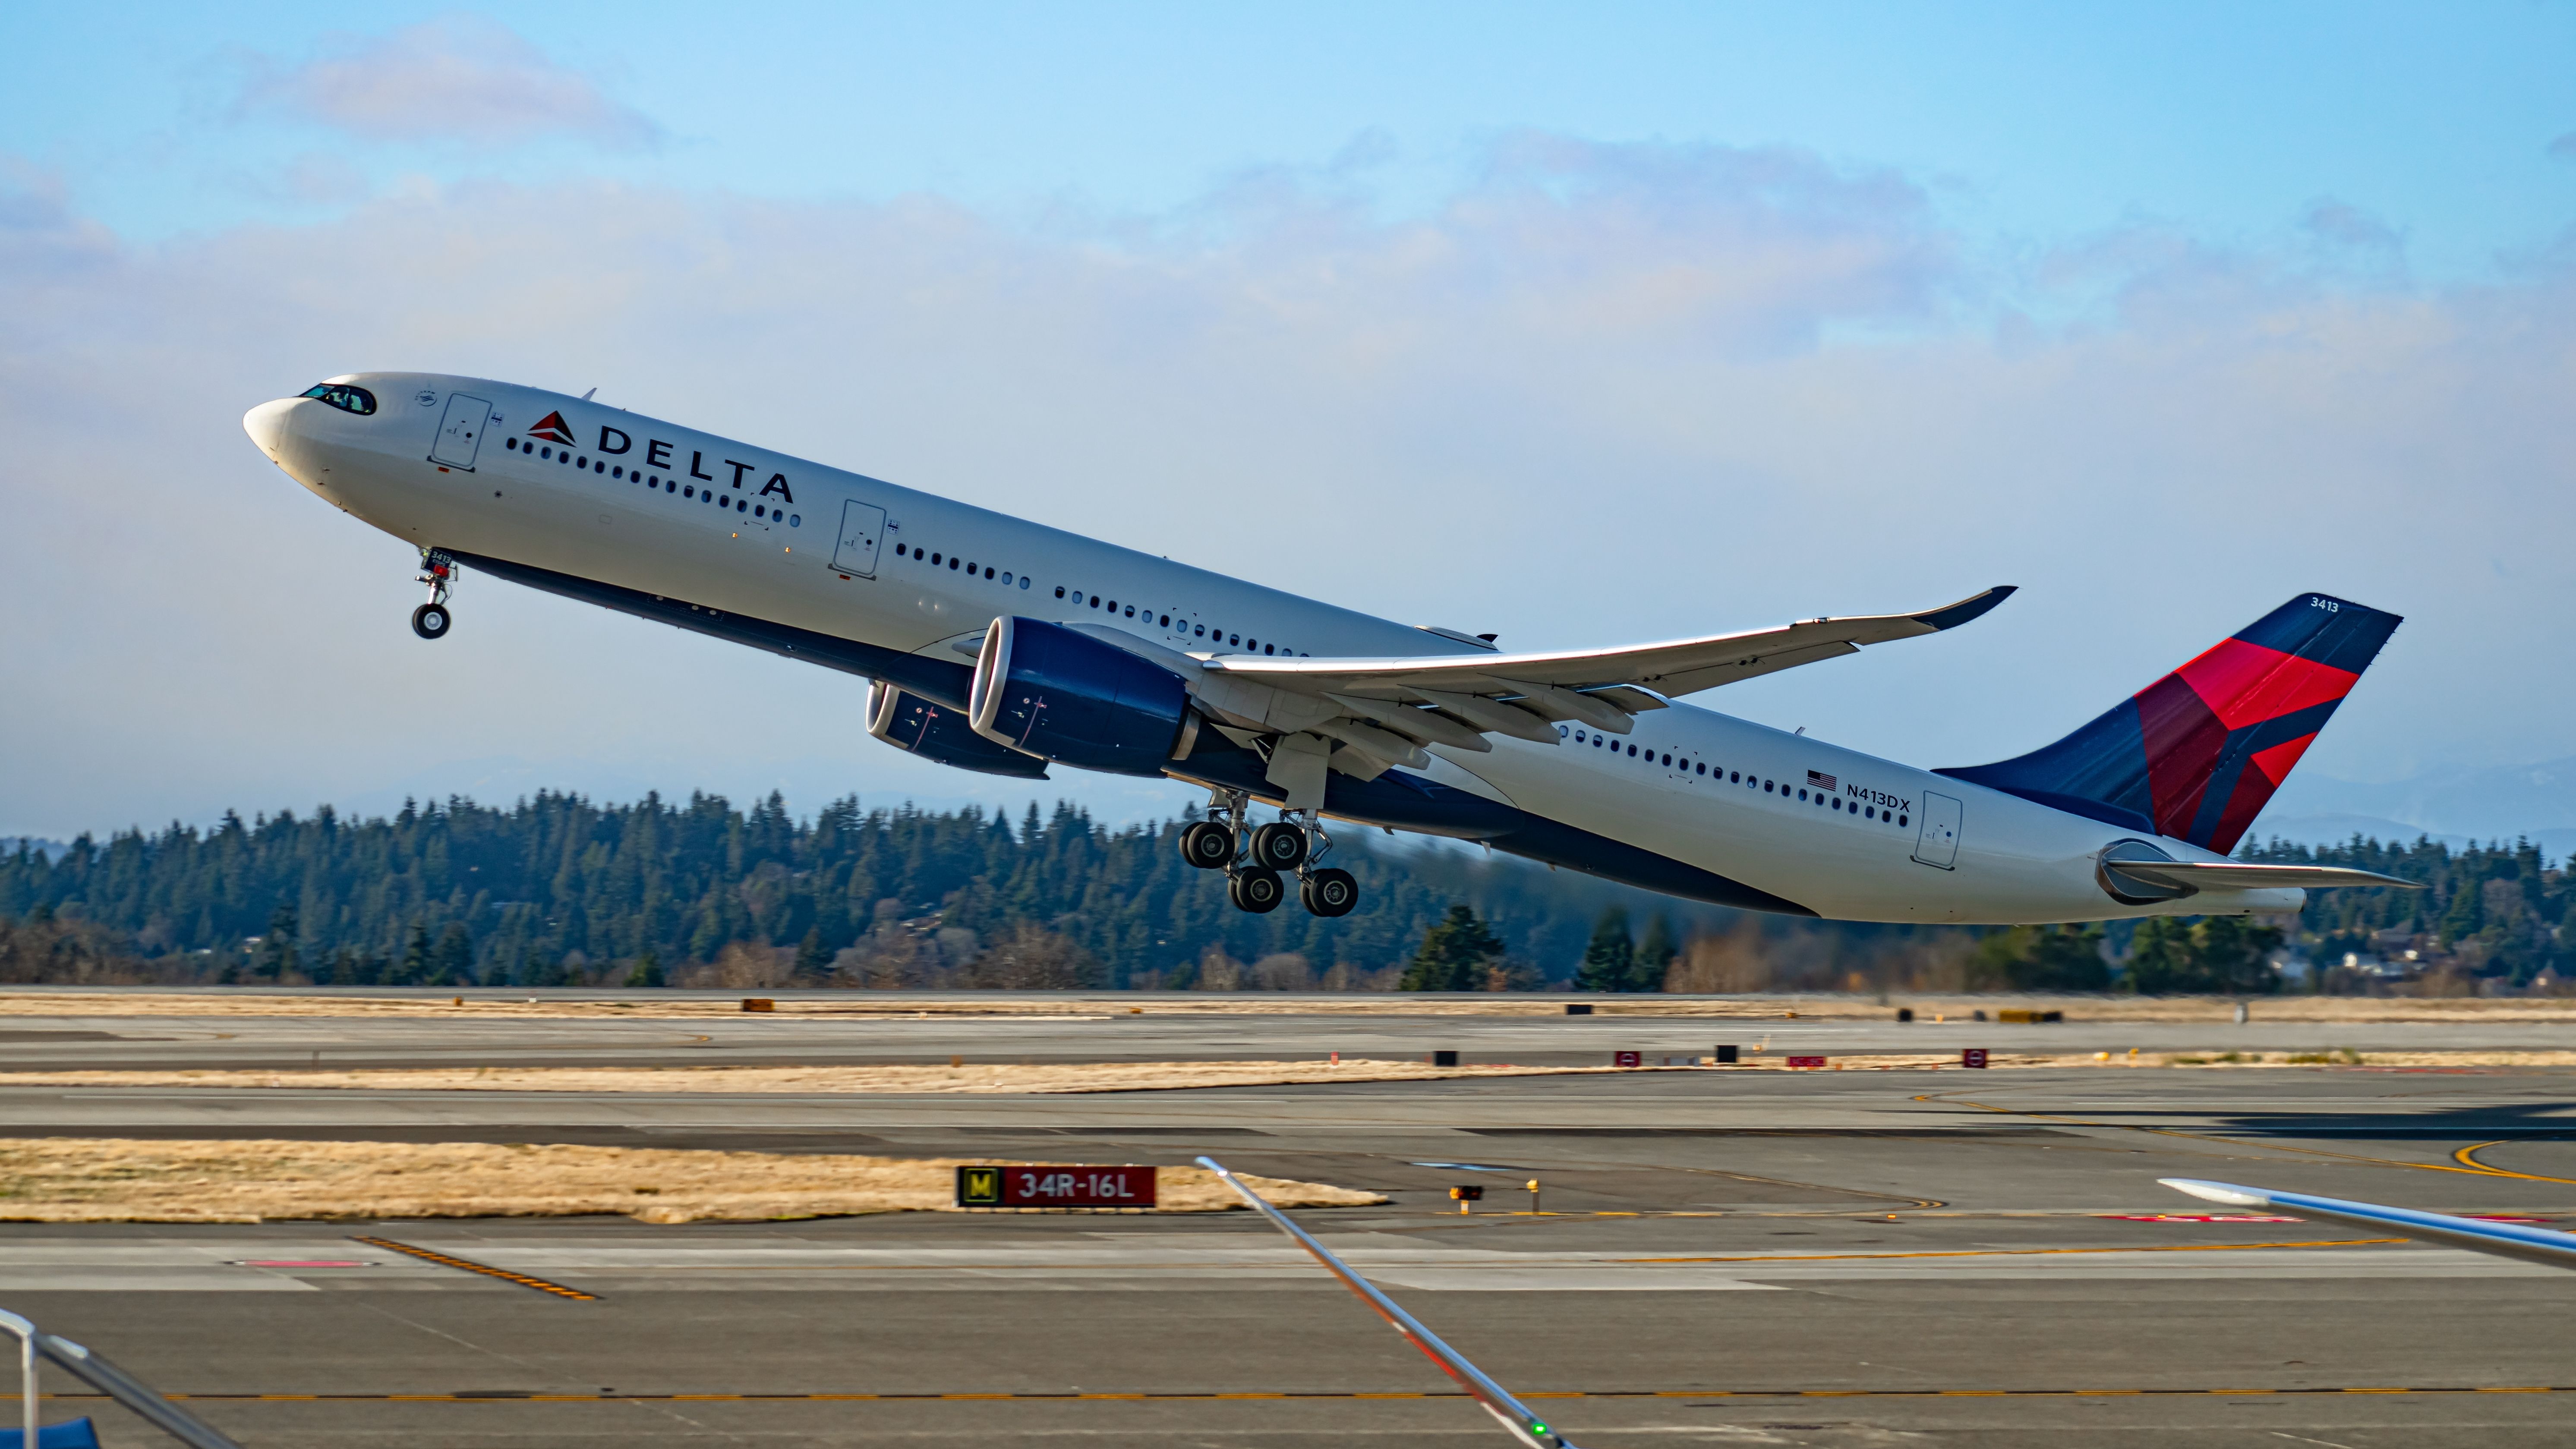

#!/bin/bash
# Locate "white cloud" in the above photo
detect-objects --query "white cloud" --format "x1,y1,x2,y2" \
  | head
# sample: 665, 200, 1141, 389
238, 15, 660, 150
2, 139, 2571, 839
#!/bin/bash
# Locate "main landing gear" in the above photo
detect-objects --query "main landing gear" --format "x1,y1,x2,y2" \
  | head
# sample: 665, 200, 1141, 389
1179, 792, 1358, 918
411, 549, 456, 640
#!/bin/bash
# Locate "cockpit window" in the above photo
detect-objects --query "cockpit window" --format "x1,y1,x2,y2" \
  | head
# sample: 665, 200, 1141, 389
300, 383, 376, 416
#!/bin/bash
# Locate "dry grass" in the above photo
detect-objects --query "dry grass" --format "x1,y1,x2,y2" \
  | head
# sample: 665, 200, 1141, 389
0, 1060, 1607, 1094
12, 1048, 2573, 1096
0, 1137, 1382, 1224
11, 989, 2576, 1023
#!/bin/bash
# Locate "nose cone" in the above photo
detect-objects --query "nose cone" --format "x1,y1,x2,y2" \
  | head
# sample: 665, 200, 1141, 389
243, 397, 298, 457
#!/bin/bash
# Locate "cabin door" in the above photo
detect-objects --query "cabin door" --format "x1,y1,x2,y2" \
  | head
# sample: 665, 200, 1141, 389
1911, 792, 1962, 869
429, 394, 491, 469
832, 500, 887, 577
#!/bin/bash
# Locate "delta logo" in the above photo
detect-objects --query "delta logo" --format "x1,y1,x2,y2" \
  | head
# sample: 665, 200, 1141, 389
524, 411, 577, 445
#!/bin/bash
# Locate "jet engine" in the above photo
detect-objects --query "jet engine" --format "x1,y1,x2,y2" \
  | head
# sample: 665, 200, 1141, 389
867, 681, 1050, 779
968, 617, 1193, 776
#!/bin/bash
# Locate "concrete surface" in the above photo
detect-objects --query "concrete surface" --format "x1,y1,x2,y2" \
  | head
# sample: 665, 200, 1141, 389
9, 1017, 2576, 1446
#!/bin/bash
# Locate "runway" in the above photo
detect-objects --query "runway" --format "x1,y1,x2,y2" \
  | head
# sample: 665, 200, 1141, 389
11, 993, 2576, 1071
10, 1014, 2576, 1445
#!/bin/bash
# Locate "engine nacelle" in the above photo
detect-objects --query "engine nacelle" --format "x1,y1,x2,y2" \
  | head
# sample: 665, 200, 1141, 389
968, 617, 1192, 776
867, 681, 1050, 779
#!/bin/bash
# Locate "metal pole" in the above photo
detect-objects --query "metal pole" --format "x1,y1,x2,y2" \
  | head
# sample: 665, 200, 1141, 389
0, 1309, 37, 1449
37, 1332, 246, 1449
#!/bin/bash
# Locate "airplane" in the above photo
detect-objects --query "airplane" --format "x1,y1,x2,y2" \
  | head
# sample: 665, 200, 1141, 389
243, 374, 2417, 923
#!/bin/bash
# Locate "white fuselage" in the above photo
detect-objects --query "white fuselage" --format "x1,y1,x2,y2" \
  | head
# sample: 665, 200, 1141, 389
243, 373, 2295, 925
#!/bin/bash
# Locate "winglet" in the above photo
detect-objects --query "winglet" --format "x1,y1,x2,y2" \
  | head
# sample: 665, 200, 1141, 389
1911, 585, 2017, 633
2160, 1177, 2576, 1271
2159, 1178, 2270, 1208
1196, 1156, 1579, 1449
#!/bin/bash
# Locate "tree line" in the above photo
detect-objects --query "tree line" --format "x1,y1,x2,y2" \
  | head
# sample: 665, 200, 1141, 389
1, 791, 2560, 993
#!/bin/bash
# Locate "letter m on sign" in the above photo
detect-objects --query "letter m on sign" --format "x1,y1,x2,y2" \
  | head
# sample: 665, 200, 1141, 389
956, 1166, 1002, 1206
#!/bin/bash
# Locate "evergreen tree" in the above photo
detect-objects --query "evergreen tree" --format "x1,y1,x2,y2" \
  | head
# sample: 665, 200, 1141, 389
1399, 905, 1504, 992
795, 926, 831, 980
391, 922, 432, 986
258, 903, 299, 983
428, 924, 474, 986
1970, 923, 2109, 992
1574, 908, 1636, 992
1633, 914, 1677, 993
624, 949, 665, 988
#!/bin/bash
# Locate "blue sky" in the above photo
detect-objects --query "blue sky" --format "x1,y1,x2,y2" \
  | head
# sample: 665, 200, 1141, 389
3, 3, 2574, 843
13, 2, 2575, 272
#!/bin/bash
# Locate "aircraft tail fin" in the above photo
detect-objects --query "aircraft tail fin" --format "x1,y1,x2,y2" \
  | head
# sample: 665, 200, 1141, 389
1938, 594, 2400, 853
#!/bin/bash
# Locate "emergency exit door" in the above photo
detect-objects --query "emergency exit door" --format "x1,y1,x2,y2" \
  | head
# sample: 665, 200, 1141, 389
1911, 792, 1962, 869
832, 500, 887, 577
429, 394, 491, 469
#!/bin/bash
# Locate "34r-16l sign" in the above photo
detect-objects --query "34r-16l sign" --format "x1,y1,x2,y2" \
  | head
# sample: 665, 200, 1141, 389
956, 1165, 1157, 1209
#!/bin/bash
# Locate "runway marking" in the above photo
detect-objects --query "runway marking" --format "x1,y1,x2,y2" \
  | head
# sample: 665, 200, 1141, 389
1923, 1093, 2576, 1184
349, 1237, 598, 1300
2452, 1141, 2576, 1184
1617, 1237, 2406, 1264
41, 1384, 2576, 1404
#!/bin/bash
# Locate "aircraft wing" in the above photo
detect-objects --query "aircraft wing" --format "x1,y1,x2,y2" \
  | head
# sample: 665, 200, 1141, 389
1195, 1156, 1581, 1449
1167, 587, 2014, 767
2107, 862, 2420, 893
2163, 1178, 2576, 1270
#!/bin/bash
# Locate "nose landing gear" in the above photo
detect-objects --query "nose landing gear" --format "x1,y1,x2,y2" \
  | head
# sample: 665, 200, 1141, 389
1185, 792, 1359, 917
412, 550, 457, 640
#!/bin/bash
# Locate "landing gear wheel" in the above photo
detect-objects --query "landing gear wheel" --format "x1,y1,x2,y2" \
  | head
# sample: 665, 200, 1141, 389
1248, 821, 1309, 872
1227, 868, 1285, 914
411, 603, 451, 640
1178, 820, 1236, 870
1300, 868, 1358, 918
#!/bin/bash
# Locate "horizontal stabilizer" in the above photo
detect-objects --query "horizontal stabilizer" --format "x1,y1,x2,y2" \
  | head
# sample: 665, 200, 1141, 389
2104, 860, 2418, 894
1196, 1156, 1580, 1449
2163, 1178, 2576, 1271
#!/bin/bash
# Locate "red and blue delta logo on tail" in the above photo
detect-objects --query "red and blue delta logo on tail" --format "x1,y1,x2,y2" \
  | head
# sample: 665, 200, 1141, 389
1940, 595, 2402, 854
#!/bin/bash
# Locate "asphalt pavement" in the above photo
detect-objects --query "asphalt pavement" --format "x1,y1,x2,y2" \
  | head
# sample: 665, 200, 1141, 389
9, 1015, 2576, 1446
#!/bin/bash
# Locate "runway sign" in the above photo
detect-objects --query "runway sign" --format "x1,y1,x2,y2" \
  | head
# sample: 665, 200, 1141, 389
1614, 1050, 1642, 1068
956, 1165, 1157, 1208
1785, 1055, 1828, 1070
1961, 1048, 1990, 1068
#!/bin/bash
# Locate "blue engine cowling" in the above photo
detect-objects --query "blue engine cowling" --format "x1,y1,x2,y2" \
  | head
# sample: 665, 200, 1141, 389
968, 617, 1193, 776
867, 680, 1051, 779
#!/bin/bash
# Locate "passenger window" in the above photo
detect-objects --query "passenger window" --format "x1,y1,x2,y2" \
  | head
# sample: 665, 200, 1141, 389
1764, 780, 1774, 792
1195, 625, 1204, 636
540, 447, 553, 460
1018, 576, 1028, 589
1126, 606, 1136, 617
1056, 586, 1066, 598
1091, 597, 1101, 608
684, 486, 695, 498
299, 383, 376, 415
985, 567, 996, 579
1228, 633, 1239, 645
1696, 762, 1706, 775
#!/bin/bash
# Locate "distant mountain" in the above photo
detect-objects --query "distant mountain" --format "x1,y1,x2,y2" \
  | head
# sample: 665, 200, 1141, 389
2259, 755, 2576, 857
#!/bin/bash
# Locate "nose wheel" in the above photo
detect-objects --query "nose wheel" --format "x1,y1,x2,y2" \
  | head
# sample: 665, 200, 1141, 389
413, 549, 457, 641
1191, 794, 1359, 916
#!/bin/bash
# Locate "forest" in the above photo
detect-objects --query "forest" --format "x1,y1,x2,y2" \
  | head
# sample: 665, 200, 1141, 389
0, 791, 2563, 994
